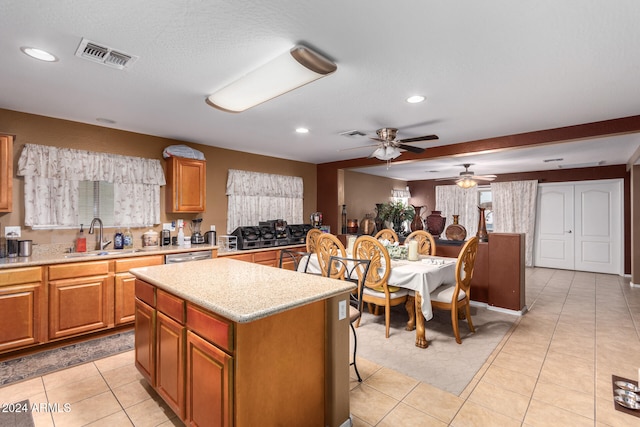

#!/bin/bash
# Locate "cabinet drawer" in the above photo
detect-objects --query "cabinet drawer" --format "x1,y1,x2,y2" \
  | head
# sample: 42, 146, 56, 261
186, 303, 233, 354
135, 279, 156, 307
253, 250, 277, 262
0, 266, 42, 286
157, 289, 185, 324
115, 255, 164, 273
48, 261, 110, 281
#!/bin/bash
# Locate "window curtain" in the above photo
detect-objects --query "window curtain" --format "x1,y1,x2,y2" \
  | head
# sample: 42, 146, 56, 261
17, 144, 166, 227
490, 180, 538, 267
435, 185, 479, 238
226, 169, 303, 233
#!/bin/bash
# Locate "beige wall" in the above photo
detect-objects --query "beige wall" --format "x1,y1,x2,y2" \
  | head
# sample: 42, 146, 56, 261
0, 109, 317, 246
343, 170, 406, 232
633, 165, 640, 284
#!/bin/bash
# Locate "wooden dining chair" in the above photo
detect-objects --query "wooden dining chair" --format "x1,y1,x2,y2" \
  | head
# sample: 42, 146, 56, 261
405, 230, 436, 255
315, 233, 347, 279
328, 255, 371, 382
306, 228, 322, 253
353, 235, 408, 338
278, 248, 311, 272
429, 236, 479, 344
374, 228, 399, 244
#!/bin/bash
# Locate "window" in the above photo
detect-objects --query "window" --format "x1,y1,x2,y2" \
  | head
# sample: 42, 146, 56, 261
478, 187, 493, 231
78, 181, 115, 227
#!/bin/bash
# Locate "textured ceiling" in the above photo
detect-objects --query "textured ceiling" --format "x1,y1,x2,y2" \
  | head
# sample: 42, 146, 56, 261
1, 1, 639, 180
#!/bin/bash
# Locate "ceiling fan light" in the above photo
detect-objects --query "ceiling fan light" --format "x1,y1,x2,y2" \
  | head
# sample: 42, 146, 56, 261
457, 177, 477, 188
372, 146, 401, 161
206, 45, 336, 113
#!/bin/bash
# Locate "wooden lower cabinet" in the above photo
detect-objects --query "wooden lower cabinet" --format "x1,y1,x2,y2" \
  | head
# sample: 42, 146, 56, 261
115, 255, 164, 325
156, 312, 185, 419
0, 267, 45, 352
135, 298, 156, 386
135, 279, 331, 427
221, 245, 305, 269
186, 330, 232, 427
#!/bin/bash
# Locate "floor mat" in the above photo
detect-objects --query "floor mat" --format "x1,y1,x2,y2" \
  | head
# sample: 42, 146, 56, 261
0, 331, 134, 387
0, 399, 34, 427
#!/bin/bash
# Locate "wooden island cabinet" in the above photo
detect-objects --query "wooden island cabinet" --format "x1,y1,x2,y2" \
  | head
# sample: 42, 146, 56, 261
131, 258, 355, 427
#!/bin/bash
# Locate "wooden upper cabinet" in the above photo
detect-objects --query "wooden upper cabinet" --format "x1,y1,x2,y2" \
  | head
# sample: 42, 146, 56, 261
0, 135, 13, 212
166, 156, 206, 213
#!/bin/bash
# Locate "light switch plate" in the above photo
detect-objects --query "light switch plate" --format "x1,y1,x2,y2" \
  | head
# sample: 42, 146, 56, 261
338, 300, 347, 320
5, 226, 21, 237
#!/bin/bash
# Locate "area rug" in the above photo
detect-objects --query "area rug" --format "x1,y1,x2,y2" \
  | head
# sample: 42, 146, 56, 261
0, 399, 35, 427
0, 330, 134, 387
355, 304, 517, 395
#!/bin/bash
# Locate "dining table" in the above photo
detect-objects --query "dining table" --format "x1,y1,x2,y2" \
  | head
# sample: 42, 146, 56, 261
300, 253, 457, 348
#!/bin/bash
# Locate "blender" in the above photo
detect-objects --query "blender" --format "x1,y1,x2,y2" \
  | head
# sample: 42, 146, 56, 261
190, 218, 205, 244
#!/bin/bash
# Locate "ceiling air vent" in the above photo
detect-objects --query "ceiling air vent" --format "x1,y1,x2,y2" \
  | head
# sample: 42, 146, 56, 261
75, 38, 138, 70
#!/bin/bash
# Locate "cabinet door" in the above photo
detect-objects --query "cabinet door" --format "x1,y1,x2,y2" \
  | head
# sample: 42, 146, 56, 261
186, 330, 232, 427
0, 135, 13, 212
48, 275, 112, 339
115, 273, 136, 325
0, 282, 44, 352
135, 298, 156, 386
157, 311, 185, 420
167, 157, 206, 213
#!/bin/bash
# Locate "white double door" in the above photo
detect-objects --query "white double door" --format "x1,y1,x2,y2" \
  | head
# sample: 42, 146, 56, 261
534, 179, 623, 274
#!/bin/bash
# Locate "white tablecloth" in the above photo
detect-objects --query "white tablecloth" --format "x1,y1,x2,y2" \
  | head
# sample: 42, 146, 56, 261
301, 254, 456, 320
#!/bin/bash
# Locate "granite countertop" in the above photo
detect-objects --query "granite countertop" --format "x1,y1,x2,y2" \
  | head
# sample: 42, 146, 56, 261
130, 258, 355, 323
0, 244, 219, 269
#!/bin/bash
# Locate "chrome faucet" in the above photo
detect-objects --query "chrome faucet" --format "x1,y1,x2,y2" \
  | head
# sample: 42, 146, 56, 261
88, 218, 112, 250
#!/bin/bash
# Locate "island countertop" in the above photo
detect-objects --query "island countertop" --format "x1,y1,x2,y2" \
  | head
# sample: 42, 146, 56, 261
129, 257, 355, 323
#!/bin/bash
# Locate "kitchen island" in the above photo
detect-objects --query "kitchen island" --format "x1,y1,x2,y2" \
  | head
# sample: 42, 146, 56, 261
130, 257, 355, 427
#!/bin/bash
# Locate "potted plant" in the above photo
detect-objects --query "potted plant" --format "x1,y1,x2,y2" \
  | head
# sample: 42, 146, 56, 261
378, 201, 415, 235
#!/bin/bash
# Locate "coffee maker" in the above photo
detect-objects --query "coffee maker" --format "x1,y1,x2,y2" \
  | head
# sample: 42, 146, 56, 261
190, 218, 205, 244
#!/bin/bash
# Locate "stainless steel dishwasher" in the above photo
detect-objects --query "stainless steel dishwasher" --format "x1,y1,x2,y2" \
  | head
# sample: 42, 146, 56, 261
164, 250, 212, 264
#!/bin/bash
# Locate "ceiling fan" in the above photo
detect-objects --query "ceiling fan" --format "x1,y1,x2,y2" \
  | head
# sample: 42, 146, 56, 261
436, 164, 497, 188
341, 128, 439, 161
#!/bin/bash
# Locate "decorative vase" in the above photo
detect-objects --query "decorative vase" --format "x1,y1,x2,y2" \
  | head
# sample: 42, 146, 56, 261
410, 205, 425, 231
360, 214, 376, 236
426, 210, 446, 239
445, 215, 467, 241
341, 204, 347, 234
477, 207, 489, 242
374, 203, 385, 232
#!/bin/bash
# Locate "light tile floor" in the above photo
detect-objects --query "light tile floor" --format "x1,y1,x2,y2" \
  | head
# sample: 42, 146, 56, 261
1, 268, 638, 426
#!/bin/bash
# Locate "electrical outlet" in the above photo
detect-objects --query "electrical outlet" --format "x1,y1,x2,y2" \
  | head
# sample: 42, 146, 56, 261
5, 226, 21, 237
210, 225, 216, 231
338, 300, 347, 320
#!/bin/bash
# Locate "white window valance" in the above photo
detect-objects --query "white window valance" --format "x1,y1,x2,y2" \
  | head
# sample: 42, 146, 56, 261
17, 144, 166, 227
226, 169, 303, 233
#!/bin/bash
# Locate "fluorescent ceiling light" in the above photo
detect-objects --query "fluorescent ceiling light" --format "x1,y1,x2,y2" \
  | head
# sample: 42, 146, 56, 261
20, 47, 57, 62
406, 95, 425, 104
206, 45, 336, 113
372, 146, 401, 161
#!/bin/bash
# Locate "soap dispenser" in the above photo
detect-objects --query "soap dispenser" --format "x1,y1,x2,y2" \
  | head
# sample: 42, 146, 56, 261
76, 224, 87, 253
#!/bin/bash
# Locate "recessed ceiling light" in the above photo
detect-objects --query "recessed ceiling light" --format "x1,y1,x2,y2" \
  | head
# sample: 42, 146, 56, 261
406, 95, 425, 104
20, 47, 58, 62
295, 127, 309, 134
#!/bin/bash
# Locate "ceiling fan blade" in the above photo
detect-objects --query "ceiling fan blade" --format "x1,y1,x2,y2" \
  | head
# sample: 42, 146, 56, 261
435, 176, 459, 181
338, 144, 379, 152
472, 175, 497, 181
397, 143, 425, 154
398, 134, 439, 143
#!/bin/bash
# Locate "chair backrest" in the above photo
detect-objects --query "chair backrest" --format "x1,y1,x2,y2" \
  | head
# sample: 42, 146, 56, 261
306, 228, 322, 253
374, 228, 399, 244
405, 230, 436, 256
328, 255, 371, 311
279, 249, 311, 272
352, 235, 391, 293
315, 233, 347, 278
454, 236, 479, 301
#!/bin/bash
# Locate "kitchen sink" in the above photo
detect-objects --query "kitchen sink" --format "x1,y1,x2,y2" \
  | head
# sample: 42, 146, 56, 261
64, 249, 145, 258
